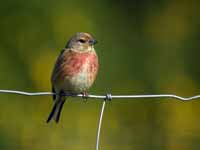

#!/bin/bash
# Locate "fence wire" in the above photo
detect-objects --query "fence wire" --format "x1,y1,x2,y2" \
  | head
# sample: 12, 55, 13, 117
0, 89, 200, 101
0, 89, 200, 150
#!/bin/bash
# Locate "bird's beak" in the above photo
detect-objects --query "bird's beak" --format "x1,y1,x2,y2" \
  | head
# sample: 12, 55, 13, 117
89, 39, 97, 45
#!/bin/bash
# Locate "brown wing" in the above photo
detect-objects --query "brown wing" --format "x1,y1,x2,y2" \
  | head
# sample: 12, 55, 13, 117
51, 49, 66, 100
51, 49, 66, 85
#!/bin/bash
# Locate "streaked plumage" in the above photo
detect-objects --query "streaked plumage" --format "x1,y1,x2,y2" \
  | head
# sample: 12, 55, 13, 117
47, 32, 98, 123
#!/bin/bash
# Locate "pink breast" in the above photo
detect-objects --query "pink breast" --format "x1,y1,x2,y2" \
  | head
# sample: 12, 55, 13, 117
62, 51, 98, 82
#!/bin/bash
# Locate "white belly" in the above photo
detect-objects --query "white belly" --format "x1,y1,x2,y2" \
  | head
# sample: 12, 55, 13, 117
63, 63, 91, 93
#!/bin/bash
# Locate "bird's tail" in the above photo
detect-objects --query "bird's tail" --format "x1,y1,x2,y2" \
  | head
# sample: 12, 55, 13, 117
46, 98, 66, 123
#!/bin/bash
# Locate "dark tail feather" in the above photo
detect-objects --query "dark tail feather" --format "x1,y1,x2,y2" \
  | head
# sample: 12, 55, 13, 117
46, 99, 66, 123
46, 101, 58, 123
54, 99, 66, 123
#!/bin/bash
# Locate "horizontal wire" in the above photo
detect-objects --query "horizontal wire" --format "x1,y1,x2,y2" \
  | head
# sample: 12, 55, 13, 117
0, 89, 199, 101
0, 89, 199, 150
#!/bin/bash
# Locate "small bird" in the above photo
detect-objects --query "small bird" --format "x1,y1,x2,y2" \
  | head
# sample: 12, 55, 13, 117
47, 32, 99, 123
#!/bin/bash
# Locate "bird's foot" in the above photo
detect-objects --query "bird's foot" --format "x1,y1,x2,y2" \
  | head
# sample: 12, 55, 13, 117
81, 92, 88, 102
59, 90, 66, 97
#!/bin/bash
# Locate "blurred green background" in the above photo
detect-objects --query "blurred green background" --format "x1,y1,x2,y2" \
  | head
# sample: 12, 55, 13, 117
0, 0, 200, 149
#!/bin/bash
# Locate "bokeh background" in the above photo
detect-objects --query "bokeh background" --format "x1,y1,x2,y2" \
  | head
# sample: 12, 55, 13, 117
0, 0, 200, 149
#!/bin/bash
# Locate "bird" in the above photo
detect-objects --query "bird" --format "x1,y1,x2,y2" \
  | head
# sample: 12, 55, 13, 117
47, 32, 99, 123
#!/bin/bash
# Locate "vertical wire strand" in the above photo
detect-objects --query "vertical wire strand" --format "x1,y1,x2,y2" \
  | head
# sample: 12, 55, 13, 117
96, 100, 106, 150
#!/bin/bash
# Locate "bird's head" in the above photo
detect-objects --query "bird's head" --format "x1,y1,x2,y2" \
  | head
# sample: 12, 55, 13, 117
65, 32, 97, 52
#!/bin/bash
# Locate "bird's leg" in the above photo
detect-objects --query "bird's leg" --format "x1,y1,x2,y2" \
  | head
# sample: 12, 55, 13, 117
81, 91, 88, 102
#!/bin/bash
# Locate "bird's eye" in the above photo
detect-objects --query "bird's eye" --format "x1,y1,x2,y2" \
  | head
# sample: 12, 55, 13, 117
78, 39, 86, 43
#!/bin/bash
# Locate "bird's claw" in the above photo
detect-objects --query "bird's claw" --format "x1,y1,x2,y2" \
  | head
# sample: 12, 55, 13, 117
59, 90, 66, 97
81, 92, 88, 102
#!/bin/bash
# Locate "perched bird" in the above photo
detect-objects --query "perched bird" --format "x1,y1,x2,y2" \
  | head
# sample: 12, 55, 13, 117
47, 32, 99, 123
